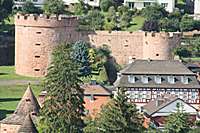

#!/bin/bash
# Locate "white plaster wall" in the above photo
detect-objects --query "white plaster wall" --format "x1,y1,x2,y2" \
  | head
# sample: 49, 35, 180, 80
158, 0, 175, 12
195, 0, 200, 14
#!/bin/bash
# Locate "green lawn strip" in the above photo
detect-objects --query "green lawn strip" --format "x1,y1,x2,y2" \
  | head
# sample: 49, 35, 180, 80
182, 57, 200, 62
127, 16, 145, 31
0, 66, 41, 80
0, 84, 43, 120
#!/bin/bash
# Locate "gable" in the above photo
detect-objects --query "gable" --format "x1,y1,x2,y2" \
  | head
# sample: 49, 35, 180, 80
152, 99, 197, 117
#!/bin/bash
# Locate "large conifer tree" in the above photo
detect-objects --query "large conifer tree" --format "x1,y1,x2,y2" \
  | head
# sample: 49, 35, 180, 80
39, 44, 84, 133
84, 89, 144, 133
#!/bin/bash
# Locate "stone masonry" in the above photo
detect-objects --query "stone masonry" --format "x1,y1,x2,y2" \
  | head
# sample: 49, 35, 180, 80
15, 14, 181, 77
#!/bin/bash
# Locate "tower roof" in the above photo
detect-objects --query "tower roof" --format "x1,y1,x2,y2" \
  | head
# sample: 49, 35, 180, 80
14, 84, 40, 116
18, 114, 38, 133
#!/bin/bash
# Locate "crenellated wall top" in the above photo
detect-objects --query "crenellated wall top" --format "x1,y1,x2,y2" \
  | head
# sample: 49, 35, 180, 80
15, 13, 79, 28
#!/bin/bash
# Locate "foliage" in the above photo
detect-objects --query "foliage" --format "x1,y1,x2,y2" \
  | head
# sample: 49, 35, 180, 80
142, 20, 160, 32
118, 6, 133, 29
0, 0, 13, 23
72, 40, 91, 76
160, 18, 180, 32
43, 0, 65, 15
174, 46, 192, 58
79, 10, 104, 30
180, 14, 195, 31
84, 89, 144, 132
39, 44, 84, 132
100, 0, 115, 12
174, 37, 200, 58
74, 0, 90, 15
104, 6, 118, 30
97, 66, 108, 83
21, 1, 42, 14
142, 3, 168, 20
164, 103, 192, 133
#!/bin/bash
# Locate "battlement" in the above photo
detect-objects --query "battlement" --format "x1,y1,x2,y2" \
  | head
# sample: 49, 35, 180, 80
15, 13, 78, 27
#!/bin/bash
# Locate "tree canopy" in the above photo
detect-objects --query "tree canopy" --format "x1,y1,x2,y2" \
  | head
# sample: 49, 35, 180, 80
39, 44, 84, 132
21, 1, 42, 14
0, 0, 13, 23
43, 0, 65, 15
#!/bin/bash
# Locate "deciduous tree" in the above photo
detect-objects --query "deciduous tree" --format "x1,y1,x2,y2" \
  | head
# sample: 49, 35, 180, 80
43, 0, 65, 15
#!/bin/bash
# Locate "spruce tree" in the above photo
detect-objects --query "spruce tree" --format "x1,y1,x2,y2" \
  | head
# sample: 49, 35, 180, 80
39, 44, 84, 133
164, 103, 192, 133
84, 89, 144, 133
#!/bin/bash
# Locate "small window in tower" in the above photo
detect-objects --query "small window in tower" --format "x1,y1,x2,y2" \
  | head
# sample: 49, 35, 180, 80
35, 55, 40, 58
36, 31, 41, 34
152, 33, 156, 37
4, 129, 7, 131
26, 98, 31, 102
35, 43, 41, 46
34, 69, 40, 72
156, 54, 159, 56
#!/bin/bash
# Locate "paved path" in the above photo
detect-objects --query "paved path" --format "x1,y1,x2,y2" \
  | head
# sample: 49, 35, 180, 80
0, 80, 41, 86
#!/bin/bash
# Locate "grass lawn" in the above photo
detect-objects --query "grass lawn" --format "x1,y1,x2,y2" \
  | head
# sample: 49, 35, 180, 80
0, 84, 43, 120
127, 16, 145, 31
182, 57, 200, 62
0, 66, 41, 80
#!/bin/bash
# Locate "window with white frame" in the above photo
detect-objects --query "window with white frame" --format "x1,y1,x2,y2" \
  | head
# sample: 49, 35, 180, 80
128, 75, 135, 83
155, 75, 161, 84
141, 75, 149, 84
168, 76, 175, 84
181, 76, 189, 84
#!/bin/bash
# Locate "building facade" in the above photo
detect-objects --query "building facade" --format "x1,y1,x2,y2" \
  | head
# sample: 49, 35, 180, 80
15, 14, 181, 77
114, 60, 200, 109
124, 0, 175, 12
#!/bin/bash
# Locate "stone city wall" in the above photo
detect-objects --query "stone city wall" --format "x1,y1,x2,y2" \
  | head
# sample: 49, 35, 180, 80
15, 14, 181, 77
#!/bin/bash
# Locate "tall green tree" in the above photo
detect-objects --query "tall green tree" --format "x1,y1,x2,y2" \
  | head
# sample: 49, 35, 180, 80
43, 0, 65, 15
21, 1, 42, 14
165, 103, 192, 133
0, 0, 13, 23
39, 44, 84, 133
84, 89, 144, 132
72, 40, 91, 76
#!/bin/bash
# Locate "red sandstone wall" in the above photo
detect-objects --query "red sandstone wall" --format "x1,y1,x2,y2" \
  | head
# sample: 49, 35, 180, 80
15, 14, 181, 77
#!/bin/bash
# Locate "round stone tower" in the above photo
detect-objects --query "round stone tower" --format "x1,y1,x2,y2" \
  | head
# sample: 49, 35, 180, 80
15, 14, 78, 77
142, 32, 181, 60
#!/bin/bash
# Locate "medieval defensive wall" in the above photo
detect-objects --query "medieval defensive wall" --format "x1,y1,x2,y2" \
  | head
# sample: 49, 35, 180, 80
15, 14, 181, 77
